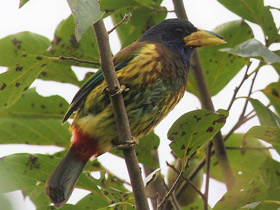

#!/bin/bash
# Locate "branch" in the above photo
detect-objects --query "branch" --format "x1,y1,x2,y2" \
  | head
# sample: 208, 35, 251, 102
157, 159, 190, 210
203, 144, 211, 210
59, 56, 100, 66
172, 0, 235, 190
107, 13, 132, 35
227, 61, 252, 111
93, 19, 149, 210
143, 150, 166, 210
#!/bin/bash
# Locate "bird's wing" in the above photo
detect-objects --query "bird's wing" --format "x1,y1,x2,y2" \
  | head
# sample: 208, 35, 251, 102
62, 41, 145, 123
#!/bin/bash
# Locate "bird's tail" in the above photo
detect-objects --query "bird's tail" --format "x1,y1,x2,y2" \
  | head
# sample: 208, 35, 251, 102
45, 147, 87, 208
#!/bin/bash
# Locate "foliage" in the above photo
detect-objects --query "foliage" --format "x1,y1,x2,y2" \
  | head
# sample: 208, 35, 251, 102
0, 0, 279, 209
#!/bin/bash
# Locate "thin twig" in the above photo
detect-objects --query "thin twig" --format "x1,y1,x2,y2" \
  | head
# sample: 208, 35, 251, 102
226, 146, 273, 150
204, 144, 211, 210
59, 56, 100, 66
157, 159, 190, 210
227, 61, 252, 111
166, 161, 205, 200
107, 13, 132, 35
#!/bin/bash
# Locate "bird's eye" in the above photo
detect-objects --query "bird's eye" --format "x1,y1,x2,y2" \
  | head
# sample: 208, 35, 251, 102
175, 28, 183, 35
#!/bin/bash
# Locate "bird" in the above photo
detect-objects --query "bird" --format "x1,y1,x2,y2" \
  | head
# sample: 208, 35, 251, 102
45, 18, 226, 208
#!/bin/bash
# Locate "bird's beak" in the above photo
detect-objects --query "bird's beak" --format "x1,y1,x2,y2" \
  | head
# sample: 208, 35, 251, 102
184, 30, 226, 47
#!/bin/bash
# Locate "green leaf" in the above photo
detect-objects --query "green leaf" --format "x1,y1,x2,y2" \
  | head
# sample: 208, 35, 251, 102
0, 54, 55, 110
111, 131, 160, 168
168, 109, 228, 159
262, 81, 280, 114
210, 134, 270, 183
19, 0, 30, 8
0, 194, 12, 210
0, 32, 50, 67
244, 126, 280, 145
110, 5, 167, 47
181, 198, 212, 210
0, 88, 71, 146
47, 15, 100, 62
0, 153, 101, 194
188, 20, 253, 96
241, 200, 280, 209
76, 193, 109, 209
217, 0, 278, 44
67, 0, 104, 42
220, 39, 280, 64
247, 98, 280, 127
38, 60, 80, 86
272, 50, 280, 75
213, 158, 280, 210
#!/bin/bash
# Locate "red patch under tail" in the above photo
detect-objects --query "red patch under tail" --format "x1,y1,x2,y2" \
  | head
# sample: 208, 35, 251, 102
71, 128, 99, 162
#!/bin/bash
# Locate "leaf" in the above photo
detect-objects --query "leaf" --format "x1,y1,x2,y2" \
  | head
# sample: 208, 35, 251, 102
19, 0, 30, 8
244, 126, 280, 145
111, 131, 160, 168
213, 158, 280, 210
0, 193, 12, 210
47, 15, 100, 63
181, 198, 212, 210
67, 0, 104, 42
220, 38, 280, 64
262, 81, 280, 114
0, 88, 71, 146
75, 193, 109, 209
0, 153, 101, 195
0, 54, 55, 110
188, 20, 253, 96
144, 168, 161, 187
247, 98, 280, 127
272, 50, 280, 75
0, 32, 50, 67
110, 4, 167, 47
241, 200, 280, 209
217, 0, 278, 44
168, 109, 228, 159
38, 60, 80, 86
210, 134, 270, 183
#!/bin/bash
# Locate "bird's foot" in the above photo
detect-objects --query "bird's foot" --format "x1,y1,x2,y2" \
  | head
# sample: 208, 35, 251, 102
103, 85, 129, 96
115, 137, 139, 150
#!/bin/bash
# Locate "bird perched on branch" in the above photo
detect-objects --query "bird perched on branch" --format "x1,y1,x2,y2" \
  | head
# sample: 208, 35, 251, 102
46, 18, 226, 207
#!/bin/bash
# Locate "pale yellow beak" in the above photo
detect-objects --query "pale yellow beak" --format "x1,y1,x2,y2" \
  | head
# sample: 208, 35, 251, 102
184, 30, 226, 47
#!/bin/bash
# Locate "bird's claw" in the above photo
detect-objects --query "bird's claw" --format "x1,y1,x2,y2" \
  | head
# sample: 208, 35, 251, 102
103, 85, 129, 96
116, 137, 139, 150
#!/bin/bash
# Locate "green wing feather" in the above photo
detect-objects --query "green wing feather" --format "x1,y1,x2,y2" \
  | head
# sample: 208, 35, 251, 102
62, 42, 145, 123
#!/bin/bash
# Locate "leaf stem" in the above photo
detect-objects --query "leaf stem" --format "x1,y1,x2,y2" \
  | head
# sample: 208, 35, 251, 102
59, 56, 100, 66
107, 13, 132, 35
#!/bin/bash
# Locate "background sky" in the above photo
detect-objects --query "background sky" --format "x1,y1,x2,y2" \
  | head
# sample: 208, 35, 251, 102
0, 0, 279, 209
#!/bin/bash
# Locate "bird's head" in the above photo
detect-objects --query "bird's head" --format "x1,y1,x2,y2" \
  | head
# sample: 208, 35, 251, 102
139, 18, 226, 50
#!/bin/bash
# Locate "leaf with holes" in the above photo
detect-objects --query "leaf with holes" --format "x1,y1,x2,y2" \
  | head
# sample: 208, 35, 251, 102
0, 32, 50, 67
0, 88, 71, 146
67, 0, 104, 42
262, 81, 280, 114
0, 153, 101, 194
244, 126, 280, 145
218, 0, 278, 44
188, 20, 253, 96
0, 54, 55, 110
168, 109, 228, 159
220, 39, 280, 64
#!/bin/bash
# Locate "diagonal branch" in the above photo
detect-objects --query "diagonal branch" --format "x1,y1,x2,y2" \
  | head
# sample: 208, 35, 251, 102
93, 19, 149, 210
